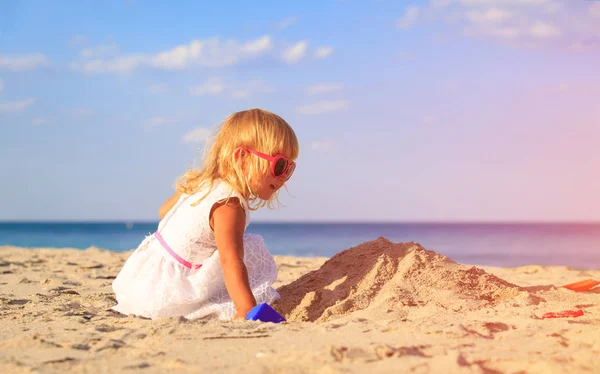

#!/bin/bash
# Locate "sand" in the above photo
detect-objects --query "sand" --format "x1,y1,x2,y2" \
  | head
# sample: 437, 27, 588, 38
1, 238, 599, 373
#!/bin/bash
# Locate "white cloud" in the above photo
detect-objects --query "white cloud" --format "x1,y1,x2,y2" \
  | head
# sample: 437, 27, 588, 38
310, 141, 334, 150
397, 51, 416, 61
591, 3, 600, 19
70, 35, 273, 74
444, 81, 460, 91
70, 35, 88, 46
421, 114, 438, 124
306, 83, 343, 95
182, 127, 213, 143
231, 79, 275, 99
458, 0, 548, 5
240, 36, 273, 55
397, 5, 420, 29
0, 78, 3, 94
189, 78, 225, 96
425, 0, 599, 48
275, 17, 297, 30
145, 116, 178, 127
151, 35, 272, 70
70, 107, 95, 118
0, 97, 35, 113
465, 25, 521, 39
79, 44, 118, 58
490, 26, 521, 38
465, 8, 511, 23
314, 47, 333, 59
431, 0, 453, 7
282, 41, 308, 64
529, 20, 560, 38
148, 83, 169, 94
297, 100, 349, 115
32, 117, 54, 125
0, 54, 50, 72
568, 41, 599, 53
70, 54, 146, 74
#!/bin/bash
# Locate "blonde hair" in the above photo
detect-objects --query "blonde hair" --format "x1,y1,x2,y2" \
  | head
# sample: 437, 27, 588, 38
175, 108, 299, 210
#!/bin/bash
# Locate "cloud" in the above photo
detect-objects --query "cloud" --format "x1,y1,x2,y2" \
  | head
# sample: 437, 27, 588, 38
148, 83, 169, 94
0, 78, 3, 94
230, 79, 275, 99
314, 47, 333, 59
79, 44, 119, 58
427, 0, 596, 48
70, 107, 95, 119
444, 81, 460, 91
189, 78, 225, 96
306, 83, 343, 95
0, 97, 35, 113
529, 20, 560, 38
457, 0, 549, 5
275, 17, 297, 30
282, 41, 308, 64
182, 127, 213, 143
310, 141, 334, 150
70, 54, 146, 74
70, 35, 88, 46
397, 51, 416, 61
151, 35, 272, 70
591, 3, 600, 19
0, 54, 50, 72
297, 99, 349, 115
568, 40, 600, 53
465, 8, 511, 23
32, 117, 54, 125
187, 78, 274, 99
397, 5, 420, 29
145, 116, 178, 127
421, 114, 438, 124
70, 35, 273, 74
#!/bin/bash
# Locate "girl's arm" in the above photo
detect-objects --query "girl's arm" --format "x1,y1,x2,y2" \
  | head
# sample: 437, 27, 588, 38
159, 191, 182, 219
211, 198, 256, 319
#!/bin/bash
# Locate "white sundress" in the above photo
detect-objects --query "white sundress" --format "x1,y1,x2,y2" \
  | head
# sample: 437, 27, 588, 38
112, 181, 280, 320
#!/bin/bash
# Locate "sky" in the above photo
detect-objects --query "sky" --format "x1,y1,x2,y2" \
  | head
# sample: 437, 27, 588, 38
0, 0, 599, 223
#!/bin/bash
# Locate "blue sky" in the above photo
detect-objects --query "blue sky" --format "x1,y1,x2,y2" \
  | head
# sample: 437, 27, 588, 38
1, 0, 599, 222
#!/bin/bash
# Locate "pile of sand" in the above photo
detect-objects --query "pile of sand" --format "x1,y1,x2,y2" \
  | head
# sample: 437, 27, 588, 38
273, 237, 543, 322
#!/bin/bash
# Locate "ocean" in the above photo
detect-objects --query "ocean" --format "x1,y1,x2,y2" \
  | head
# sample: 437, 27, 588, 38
1, 222, 599, 269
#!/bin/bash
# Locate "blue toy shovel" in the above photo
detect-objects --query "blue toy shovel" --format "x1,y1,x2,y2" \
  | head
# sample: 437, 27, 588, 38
245, 303, 286, 323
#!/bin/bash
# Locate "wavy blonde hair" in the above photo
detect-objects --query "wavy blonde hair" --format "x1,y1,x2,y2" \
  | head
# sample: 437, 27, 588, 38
175, 108, 299, 210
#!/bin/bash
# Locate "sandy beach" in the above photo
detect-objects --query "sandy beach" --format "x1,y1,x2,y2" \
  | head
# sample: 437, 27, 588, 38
1, 238, 598, 373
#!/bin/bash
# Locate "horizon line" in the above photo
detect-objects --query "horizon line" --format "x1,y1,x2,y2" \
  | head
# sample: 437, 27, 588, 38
1, 220, 599, 225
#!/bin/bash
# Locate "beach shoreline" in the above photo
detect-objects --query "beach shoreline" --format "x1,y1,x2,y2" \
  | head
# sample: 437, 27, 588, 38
0, 242, 598, 373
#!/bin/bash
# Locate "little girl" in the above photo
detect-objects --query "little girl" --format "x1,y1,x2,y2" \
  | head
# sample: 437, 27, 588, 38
112, 108, 298, 320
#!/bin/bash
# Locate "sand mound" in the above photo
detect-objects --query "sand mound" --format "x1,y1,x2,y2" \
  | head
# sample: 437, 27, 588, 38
273, 238, 541, 322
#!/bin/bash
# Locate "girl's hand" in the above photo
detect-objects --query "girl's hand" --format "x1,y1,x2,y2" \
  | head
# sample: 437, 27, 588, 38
233, 306, 254, 320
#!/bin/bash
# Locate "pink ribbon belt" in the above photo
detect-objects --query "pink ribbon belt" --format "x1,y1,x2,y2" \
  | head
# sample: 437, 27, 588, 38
155, 231, 202, 270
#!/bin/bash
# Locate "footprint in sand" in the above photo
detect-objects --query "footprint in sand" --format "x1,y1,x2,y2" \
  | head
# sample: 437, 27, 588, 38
95, 339, 126, 352
71, 343, 91, 351
5, 298, 31, 306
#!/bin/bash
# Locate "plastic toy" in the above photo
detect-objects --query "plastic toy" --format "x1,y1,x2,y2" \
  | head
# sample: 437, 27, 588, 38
561, 279, 600, 292
245, 303, 286, 323
541, 309, 584, 319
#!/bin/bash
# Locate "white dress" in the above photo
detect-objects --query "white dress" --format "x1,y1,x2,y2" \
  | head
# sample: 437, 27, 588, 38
112, 181, 280, 320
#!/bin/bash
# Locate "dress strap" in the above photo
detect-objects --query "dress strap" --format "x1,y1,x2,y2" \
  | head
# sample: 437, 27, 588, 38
155, 231, 202, 270
155, 193, 201, 269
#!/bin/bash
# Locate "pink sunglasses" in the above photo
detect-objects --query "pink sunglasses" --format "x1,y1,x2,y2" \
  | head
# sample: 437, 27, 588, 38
237, 147, 296, 180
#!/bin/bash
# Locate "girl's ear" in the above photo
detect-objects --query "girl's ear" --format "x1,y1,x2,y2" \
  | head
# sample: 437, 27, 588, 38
233, 147, 246, 161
